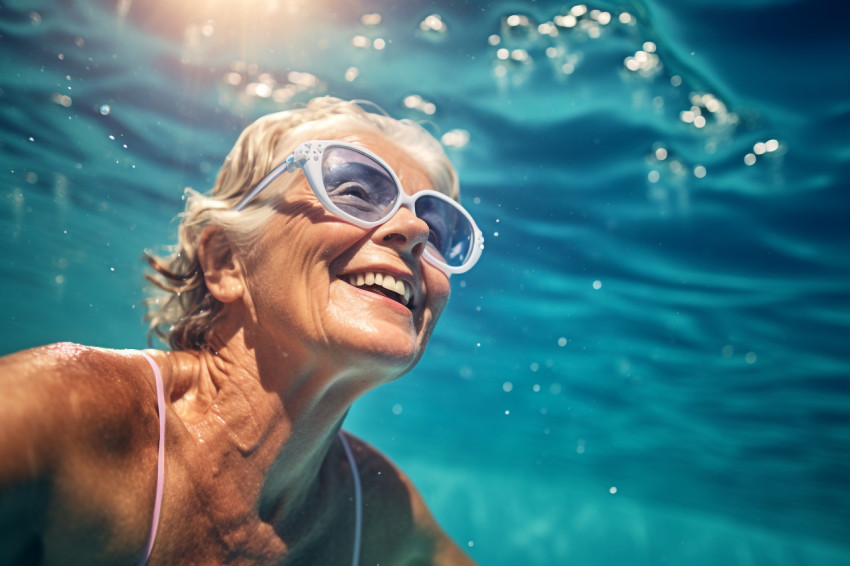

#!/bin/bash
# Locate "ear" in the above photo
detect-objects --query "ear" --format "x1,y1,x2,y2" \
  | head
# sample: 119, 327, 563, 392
198, 226, 245, 303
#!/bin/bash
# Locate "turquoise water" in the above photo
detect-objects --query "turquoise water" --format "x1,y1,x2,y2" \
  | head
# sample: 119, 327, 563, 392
2, 0, 849, 564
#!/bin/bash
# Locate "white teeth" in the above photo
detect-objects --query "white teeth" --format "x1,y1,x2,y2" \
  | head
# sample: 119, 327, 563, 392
344, 271, 413, 307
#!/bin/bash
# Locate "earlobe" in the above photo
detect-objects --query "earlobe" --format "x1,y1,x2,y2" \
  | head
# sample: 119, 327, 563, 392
198, 227, 245, 303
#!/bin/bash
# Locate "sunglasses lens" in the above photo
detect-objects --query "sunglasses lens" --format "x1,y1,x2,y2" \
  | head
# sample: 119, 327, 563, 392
322, 147, 398, 222
415, 196, 474, 268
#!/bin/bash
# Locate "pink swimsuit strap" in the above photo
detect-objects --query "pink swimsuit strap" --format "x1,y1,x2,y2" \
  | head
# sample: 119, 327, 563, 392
139, 351, 166, 566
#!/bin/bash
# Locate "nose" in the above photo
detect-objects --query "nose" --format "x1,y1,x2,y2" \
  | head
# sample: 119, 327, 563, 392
373, 204, 430, 260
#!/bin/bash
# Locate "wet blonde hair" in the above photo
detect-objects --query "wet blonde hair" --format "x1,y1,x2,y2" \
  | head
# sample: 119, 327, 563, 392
144, 96, 459, 350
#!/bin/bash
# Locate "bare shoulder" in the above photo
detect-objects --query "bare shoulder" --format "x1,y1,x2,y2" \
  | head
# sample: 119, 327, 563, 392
340, 432, 476, 566
0, 343, 161, 563
0, 342, 159, 480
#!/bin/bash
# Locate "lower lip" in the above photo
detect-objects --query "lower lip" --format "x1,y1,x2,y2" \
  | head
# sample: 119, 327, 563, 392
345, 283, 413, 316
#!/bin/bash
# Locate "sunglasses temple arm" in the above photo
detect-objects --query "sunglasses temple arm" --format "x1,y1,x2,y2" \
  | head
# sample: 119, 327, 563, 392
234, 155, 297, 211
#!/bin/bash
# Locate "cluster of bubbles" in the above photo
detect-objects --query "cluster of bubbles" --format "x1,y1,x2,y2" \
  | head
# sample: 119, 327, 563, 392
644, 143, 701, 213
178, 3, 778, 188
744, 138, 782, 166
679, 92, 738, 131
487, 6, 628, 83
196, 10, 469, 148
220, 63, 324, 106
624, 41, 662, 78
351, 13, 388, 50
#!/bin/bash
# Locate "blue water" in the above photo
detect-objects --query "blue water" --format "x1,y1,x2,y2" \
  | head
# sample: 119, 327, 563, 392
2, 0, 849, 564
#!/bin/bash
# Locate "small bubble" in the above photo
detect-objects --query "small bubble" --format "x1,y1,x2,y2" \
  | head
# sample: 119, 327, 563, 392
361, 13, 382, 26
419, 13, 448, 39
530, 362, 539, 372
557, 337, 567, 347
100, 104, 111, 116
592, 280, 602, 290
609, 486, 618, 494
467, 541, 474, 548
744, 153, 756, 166
502, 381, 513, 392
392, 403, 403, 415
694, 165, 707, 178
441, 129, 470, 148
351, 35, 370, 49
532, 384, 540, 392
721, 345, 734, 358
504, 410, 510, 415
52, 93, 73, 107
745, 351, 757, 364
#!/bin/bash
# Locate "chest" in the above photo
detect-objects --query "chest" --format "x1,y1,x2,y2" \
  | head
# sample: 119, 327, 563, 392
146, 448, 361, 565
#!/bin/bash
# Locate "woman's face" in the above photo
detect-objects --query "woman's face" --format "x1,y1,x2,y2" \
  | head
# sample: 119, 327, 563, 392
240, 129, 452, 379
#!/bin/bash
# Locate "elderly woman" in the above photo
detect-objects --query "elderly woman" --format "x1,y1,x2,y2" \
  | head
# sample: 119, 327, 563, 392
0, 97, 483, 565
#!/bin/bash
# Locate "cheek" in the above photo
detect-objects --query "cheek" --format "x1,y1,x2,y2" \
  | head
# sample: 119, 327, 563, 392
423, 268, 451, 321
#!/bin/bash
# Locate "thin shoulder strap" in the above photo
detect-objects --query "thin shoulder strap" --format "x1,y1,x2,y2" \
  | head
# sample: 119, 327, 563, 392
337, 431, 362, 566
139, 351, 166, 566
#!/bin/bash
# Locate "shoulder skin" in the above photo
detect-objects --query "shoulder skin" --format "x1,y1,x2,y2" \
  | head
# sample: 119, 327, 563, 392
0, 343, 161, 565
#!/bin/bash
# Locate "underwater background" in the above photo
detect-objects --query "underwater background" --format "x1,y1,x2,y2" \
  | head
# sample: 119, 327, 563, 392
2, 0, 849, 564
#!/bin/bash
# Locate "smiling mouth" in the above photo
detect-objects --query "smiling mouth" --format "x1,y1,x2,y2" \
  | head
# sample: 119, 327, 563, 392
343, 271, 413, 308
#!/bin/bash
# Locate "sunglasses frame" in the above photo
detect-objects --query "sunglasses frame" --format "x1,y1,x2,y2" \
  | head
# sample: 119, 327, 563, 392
235, 140, 484, 274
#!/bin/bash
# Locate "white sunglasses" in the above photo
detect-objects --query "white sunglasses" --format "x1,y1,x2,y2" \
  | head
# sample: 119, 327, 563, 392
235, 140, 484, 274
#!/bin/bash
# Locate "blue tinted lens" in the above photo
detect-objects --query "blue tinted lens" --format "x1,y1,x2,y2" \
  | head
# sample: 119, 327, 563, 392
322, 147, 398, 221
415, 196, 473, 267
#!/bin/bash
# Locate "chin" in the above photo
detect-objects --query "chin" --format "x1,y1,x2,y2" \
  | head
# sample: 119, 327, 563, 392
333, 322, 428, 378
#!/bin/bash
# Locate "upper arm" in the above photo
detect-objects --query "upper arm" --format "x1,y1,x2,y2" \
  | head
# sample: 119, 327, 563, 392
344, 434, 476, 566
0, 345, 75, 486
402, 476, 477, 566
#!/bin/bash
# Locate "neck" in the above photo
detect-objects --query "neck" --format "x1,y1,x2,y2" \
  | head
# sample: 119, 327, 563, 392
163, 325, 373, 532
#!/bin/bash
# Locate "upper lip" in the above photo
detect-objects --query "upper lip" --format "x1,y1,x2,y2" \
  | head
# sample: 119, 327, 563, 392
339, 265, 418, 308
